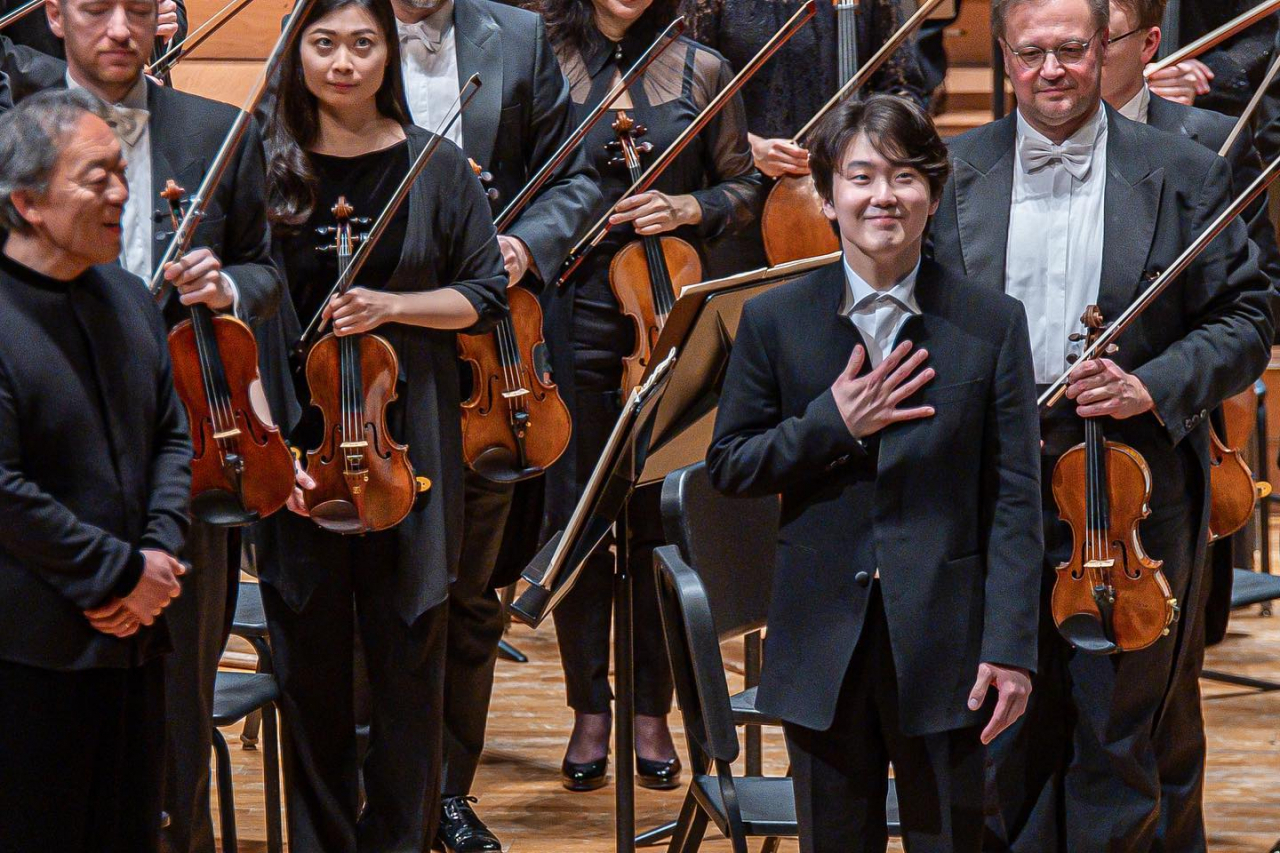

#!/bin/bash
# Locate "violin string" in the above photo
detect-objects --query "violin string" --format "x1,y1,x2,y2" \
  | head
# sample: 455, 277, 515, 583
192, 311, 228, 460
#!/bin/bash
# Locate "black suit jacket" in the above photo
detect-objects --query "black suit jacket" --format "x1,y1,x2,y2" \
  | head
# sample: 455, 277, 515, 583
0, 259, 190, 671
707, 260, 1043, 736
1146, 93, 1280, 288
0, 33, 63, 102
448, 0, 601, 284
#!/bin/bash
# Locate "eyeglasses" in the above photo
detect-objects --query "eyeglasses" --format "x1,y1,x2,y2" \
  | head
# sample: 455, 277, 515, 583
1004, 30, 1101, 70
1106, 26, 1143, 47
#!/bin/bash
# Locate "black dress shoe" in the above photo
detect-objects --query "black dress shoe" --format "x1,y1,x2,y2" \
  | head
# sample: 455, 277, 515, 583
561, 754, 609, 791
437, 796, 502, 853
636, 755, 682, 790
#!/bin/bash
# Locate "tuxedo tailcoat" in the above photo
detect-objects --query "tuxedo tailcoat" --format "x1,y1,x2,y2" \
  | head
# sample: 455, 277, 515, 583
930, 106, 1273, 853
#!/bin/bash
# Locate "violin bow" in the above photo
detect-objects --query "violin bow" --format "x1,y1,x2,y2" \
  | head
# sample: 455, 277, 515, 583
148, 0, 320, 302
0, 0, 45, 32
1220, 50, 1280, 157
794, 0, 948, 144
147, 0, 262, 78
1147, 0, 1280, 76
1039, 149, 1280, 409
493, 16, 686, 233
293, 74, 484, 356
553, 0, 819, 287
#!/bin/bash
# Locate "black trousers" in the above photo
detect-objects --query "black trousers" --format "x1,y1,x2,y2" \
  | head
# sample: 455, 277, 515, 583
0, 656, 166, 853
551, 296, 673, 717
259, 517, 448, 853
988, 450, 1202, 853
161, 521, 236, 853
783, 587, 986, 853
440, 470, 514, 797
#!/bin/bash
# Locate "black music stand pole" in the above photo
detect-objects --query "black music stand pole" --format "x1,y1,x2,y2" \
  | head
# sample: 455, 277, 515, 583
614, 500, 637, 851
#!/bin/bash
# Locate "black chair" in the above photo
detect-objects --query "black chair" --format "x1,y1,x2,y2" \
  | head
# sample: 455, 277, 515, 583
231, 580, 272, 748
659, 463, 781, 770
211, 670, 283, 853
655, 544, 799, 853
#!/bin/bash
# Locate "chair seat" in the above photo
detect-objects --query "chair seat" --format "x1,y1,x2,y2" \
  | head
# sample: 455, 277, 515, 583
232, 581, 269, 639
692, 775, 901, 838
213, 671, 279, 727
1230, 569, 1280, 609
730, 686, 783, 727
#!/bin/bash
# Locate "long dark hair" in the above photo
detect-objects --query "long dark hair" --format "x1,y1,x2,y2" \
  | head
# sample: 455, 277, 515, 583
265, 0, 410, 228
538, 0, 681, 57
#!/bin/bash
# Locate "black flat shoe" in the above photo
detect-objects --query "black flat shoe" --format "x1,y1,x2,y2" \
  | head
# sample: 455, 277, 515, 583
437, 796, 502, 853
561, 755, 609, 792
636, 755, 683, 790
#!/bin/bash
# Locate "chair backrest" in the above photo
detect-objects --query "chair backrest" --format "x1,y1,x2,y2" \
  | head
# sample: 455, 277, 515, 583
660, 462, 778, 641
654, 544, 743, 769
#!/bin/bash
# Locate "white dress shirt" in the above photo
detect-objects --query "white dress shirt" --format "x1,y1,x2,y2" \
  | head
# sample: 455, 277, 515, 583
1005, 105, 1108, 383
69, 73, 153, 280
1117, 84, 1151, 123
398, 1, 464, 147
841, 255, 922, 368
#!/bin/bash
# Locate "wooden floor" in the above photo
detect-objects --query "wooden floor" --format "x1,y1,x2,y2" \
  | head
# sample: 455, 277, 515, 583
213, 589, 1280, 853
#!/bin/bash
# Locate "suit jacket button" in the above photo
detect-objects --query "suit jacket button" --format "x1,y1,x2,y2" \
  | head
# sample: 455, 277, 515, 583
1185, 417, 1195, 430
855, 571, 871, 588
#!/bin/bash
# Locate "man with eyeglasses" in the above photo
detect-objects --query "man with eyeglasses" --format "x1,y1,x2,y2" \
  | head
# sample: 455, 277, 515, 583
929, 0, 1273, 851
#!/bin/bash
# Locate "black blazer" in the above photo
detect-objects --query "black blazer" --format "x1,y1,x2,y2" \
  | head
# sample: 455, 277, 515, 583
1146, 93, 1280, 289
0, 33, 63, 102
707, 259, 1043, 736
451, 0, 601, 284
0, 260, 190, 671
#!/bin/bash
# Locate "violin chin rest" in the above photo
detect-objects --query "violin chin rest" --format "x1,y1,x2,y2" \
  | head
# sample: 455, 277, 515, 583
192, 489, 259, 528
308, 499, 366, 535
1058, 612, 1119, 656
469, 446, 545, 484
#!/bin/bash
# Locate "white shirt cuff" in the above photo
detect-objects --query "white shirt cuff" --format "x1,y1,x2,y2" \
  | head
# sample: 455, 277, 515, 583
220, 271, 242, 319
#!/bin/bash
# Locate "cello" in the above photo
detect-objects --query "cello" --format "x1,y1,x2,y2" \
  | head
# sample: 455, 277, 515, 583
759, 0, 948, 266
606, 111, 703, 397
455, 19, 685, 482
1050, 306, 1178, 654
301, 198, 416, 534
161, 181, 294, 525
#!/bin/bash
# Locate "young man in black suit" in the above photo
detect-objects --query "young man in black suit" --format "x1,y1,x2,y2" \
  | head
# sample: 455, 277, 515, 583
930, 0, 1273, 850
27, 2, 285, 850
0, 88, 190, 853
386, 0, 600, 848
708, 94, 1044, 853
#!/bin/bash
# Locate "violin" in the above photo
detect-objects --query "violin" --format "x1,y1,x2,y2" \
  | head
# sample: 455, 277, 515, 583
457, 164, 572, 482
161, 180, 295, 526
758, 0, 947, 266
1050, 306, 1178, 654
1208, 388, 1269, 542
606, 112, 704, 397
301, 198, 417, 534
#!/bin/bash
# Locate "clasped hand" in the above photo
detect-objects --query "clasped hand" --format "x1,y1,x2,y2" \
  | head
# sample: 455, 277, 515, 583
322, 287, 400, 335
82, 550, 186, 639
1064, 358, 1154, 419
831, 341, 936, 439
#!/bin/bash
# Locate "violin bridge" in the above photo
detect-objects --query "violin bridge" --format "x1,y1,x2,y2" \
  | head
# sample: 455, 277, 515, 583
1083, 559, 1115, 570
339, 440, 370, 449
501, 388, 529, 399
212, 428, 242, 440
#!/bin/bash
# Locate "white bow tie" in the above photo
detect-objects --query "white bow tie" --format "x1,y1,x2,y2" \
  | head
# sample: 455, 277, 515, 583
400, 21, 443, 53
105, 104, 149, 146
1019, 135, 1094, 181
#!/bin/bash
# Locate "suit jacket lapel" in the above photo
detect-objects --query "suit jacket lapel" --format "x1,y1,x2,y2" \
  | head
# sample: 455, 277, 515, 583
454, 0, 502, 169
953, 115, 1016, 291
1099, 108, 1163, 320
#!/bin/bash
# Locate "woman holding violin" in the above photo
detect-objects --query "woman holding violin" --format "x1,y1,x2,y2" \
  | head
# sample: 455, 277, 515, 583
537, 0, 764, 792
688, 0, 926, 272
254, 0, 506, 846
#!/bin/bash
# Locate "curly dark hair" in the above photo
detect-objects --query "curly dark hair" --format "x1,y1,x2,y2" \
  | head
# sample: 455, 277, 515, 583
264, 0, 409, 228
807, 94, 951, 208
537, 0, 682, 56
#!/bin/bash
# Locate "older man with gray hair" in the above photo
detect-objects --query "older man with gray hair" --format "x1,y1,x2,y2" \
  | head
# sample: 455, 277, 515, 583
929, 0, 1272, 851
0, 88, 190, 852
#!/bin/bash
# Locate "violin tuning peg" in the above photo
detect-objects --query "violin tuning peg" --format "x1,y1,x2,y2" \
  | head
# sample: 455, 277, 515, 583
634, 123, 648, 137
1105, 344, 1119, 355
354, 217, 372, 225
479, 170, 494, 184
486, 188, 500, 202
1067, 332, 1084, 342
1065, 353, 1079, 364
637, 141, 654, 154
604, 140, 622, 151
